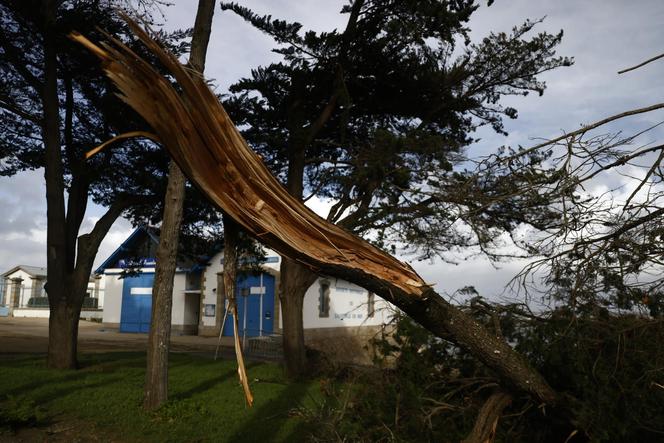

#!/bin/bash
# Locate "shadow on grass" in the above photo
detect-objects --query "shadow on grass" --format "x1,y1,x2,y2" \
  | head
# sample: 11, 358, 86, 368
78, 351, 145, 367
0, 352, 320, 442
0, 353, 142, 399
227, 379, 313, 442
31, 375, 126, 406
170, 361, 260, 401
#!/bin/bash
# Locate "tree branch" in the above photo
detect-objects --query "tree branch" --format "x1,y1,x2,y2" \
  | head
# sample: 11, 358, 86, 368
76, 194, 157, 276
0, 94, 41, 124
498, 102, 664, 164
618, 51, 664, 74
0, 26, 44, 92
85, 131, 160, 158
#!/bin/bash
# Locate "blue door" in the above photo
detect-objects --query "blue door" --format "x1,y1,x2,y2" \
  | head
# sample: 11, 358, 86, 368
223, 272, 275, 337
120, 273, 154, 333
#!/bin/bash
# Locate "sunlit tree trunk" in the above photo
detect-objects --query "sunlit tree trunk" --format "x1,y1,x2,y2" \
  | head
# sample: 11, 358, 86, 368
143, 0, 216, 410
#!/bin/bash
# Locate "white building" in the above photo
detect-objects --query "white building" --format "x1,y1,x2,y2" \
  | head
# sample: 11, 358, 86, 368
0, 265, 103, 319
197, 249, 392, 335
98, 227, 393, 361
97, 226, 202, 334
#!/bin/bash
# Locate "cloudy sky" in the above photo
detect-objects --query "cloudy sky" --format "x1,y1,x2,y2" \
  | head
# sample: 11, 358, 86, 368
1, 0, 663, 300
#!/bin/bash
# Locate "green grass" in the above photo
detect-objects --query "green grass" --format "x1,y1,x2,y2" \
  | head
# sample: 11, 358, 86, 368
0, 352, 322, 442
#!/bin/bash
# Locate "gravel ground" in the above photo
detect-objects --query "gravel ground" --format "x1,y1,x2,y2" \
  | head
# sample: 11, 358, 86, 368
0, 317, 236, 357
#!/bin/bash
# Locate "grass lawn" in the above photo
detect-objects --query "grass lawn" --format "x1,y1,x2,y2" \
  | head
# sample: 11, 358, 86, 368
0, 352, 323, 442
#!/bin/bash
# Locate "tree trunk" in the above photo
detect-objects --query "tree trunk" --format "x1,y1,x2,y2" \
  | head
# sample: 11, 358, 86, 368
42, 0, 72, 369
144, 160, 186, 410
280, 257, 318, 378
47, 298, 80, 369
46, 266, 93, 369
41, 1, 155, 370
75, 26, 560, 405
143, 0, 216, 410
276, 3, 363, 377
279, 128, 310, 377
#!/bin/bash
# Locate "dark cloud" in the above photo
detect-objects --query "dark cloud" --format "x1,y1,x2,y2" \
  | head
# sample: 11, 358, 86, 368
469, 0, 664, 153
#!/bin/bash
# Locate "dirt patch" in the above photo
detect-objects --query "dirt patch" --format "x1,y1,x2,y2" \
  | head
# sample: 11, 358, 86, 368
0, 317, 234, 355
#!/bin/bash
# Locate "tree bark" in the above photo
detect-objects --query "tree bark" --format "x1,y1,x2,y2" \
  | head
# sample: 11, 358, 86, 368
143, 160, 186, 410
279, 122, 312, 378
222, 216, 238, 329
42, 0, 73, 369
45, 197, 135, 368
47, 296, 80, 369
280, 257, 318, 378
143, 0, 216, 410
74, 24, 560, 405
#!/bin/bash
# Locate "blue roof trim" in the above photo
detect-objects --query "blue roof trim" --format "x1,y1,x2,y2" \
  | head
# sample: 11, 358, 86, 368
95, 226, 157, 274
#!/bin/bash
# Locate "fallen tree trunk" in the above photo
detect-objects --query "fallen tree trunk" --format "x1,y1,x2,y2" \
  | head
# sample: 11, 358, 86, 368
71, 19, 558, 405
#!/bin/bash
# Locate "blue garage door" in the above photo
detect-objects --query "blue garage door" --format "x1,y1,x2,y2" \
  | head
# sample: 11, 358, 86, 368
120, 273, 154, 333
223, 272, 275, 337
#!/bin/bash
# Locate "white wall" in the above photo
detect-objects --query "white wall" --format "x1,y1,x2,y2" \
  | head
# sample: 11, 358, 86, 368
302, 277, 393, 329
85, 277, 104, 303
101, 268, 198, 327
200, 251, 223, 327
11, 309, 103, 320
189, 249, 394, 331
101, 270, 126, 324
95, 275, 106, 308
207, 248, 393, 331
170, 273, 187, 325
12, 309, 50, 318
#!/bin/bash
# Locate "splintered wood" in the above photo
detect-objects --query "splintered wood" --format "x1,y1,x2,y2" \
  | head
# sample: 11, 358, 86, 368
70, 19, 428, 298
71, 16, 561, 407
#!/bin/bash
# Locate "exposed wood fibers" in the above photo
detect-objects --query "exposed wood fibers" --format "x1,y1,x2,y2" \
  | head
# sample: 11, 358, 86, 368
71, 20, 428, 299
71, 17, 560, 407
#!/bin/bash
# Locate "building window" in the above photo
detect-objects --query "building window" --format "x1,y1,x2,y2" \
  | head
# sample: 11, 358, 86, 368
367, 292, 375, 318
319, 279, 330, 318
204, 304, 216, 317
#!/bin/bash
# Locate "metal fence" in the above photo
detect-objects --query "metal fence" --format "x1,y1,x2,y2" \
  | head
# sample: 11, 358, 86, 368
0, 282, 104, 310
246, 334, 283, 360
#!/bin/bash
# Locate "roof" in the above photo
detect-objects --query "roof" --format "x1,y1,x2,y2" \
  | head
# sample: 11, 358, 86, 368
95, 226, 158, 274
2, 265, 47, 278
95, 225, 201, 274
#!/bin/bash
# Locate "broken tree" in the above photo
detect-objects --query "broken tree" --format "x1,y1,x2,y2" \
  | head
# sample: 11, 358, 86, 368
71, 20, 558, 405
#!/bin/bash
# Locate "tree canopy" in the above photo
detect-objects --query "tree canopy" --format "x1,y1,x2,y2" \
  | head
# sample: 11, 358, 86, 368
221, 0, 573, 259
0, 0, 221, 368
